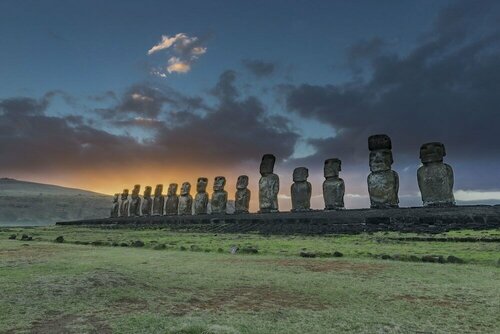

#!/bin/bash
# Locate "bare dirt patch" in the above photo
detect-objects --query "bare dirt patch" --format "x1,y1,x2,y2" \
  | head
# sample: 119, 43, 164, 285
168, 285, 329, 315
0, 245, 59, 266
5, 313, 112, 334
108, 296, 149, 313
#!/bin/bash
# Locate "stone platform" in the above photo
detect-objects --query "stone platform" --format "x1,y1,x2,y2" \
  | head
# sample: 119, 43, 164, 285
56, 205, 500, 235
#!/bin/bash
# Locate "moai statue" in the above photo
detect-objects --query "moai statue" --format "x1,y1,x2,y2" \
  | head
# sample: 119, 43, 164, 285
259, 154, 279, 213
291, 167, 312, 212
141, 186, 153, 216
323, 158, 345, 210
152, 184, 165, 216
110, 193, 120, 218
367, 134, 399, 209
235, 175, 251, 214
194, 178, 209, 215
211, 176, 228, 214
417, 142, 455, 207
178, 182, 193, 215
165, 183, 179, 215
119, 189, 130, 217
129, 184, 141, 217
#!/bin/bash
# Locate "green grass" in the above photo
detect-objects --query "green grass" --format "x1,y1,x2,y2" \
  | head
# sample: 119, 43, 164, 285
0, 227, 499, 333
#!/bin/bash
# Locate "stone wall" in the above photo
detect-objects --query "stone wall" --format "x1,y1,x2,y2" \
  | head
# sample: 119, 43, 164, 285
57, 205, 500, 235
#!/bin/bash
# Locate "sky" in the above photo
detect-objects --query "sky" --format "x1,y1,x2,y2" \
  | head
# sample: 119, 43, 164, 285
1, 0, 500, 210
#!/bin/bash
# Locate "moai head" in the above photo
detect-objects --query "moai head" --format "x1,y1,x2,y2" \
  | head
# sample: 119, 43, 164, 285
213, 176, 226, 191
121, 189, 129, 200
196, 178, 208, 193
132, 184, 141, 196
168, 183, 178, 196
237, 175, 249, 189
154, 184, 163, 197
324, 158, 341, 178
260, 154, 276, 176
143, 186, 152, 198
293, 167, 309, 182
113, 193, 119, 203
368, 134, 393, 173
420, 142, 446, 164
181, 182, 191, 196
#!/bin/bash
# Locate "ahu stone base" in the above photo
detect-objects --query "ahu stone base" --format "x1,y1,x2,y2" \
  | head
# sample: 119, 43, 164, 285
56, 205, 500, 235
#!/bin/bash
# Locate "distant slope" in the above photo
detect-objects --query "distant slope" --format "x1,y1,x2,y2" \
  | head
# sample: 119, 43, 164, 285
0, 178, 111, 226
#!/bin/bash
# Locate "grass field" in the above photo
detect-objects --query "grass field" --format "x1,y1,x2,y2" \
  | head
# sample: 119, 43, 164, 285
1, 226, 499, 333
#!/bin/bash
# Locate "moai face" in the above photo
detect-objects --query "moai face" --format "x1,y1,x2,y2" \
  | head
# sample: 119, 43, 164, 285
181, 182, 191, 196
369, 150, 393, 172
420, 142, 446, 164
132, 184, 141, 196
293, 167, 309, 182
260, 154, 276, 176
213, 176, 226, 191
113, 193, 119, 203
197, 178, 208, 193
168, 183, 178, 196
154, 184, 163, 197
237, 175, 249, 189
121, 189, 129, 200
143, 186, 152, 198
324, 158, 341, 178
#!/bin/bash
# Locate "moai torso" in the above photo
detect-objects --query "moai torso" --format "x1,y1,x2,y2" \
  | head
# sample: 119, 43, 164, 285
235, 175, 251, 214
110, 193, 120, 218
152, 184, 165, 216
259, 154, 279, 213
119, 189, 130, 217
211, 176, 228, 214
165, 183, 179, 215
194, 178, 209, 215
141, 186, 153, 216
291, 167, 312, 212
178, 182, 193, 215
417, 142, 455, 207
323, 158, 345, 210
367, 135, 399, 209
129, 184, 141, 217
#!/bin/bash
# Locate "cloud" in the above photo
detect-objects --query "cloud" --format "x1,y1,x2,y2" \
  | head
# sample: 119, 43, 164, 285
242, 59, 276, 77
283, 0, 500, 194
148, 33, 208, 76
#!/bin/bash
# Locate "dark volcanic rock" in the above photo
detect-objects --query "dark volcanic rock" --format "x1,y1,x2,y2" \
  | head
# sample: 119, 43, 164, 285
332, 251, 343, 257
20, 234, 32, 241
55, 236, 64, 243
300, 251, 316, 258
446, 255, 465, 264
131, 240, 145, 247
8, 234, 16, 240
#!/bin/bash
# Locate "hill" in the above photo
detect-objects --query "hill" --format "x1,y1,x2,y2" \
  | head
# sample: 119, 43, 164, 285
0, 178, 111, 226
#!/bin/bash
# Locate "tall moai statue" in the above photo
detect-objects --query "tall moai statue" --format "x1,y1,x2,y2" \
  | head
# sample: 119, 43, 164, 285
323, 158, 345, 210
367, 134, 399, 208
152, 184, 165, 216
211, 176, 228, 214
259, 154, 279, 213
417, 142, 455, 207
129, 184, 141, 217
141, 186, 153, 216
178, 182, 193, 215
194, 178, 209, 215
291, 167, 312, 212
165, 183, 179, 215
235, 175, 251, 214
110, 193, 120, 218
119, 189, 130, 217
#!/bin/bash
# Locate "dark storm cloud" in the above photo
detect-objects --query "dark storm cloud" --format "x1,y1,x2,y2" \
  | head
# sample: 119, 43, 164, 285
0, 70, 298, 173
242, 59, 276, 77
284, 0, 500, 191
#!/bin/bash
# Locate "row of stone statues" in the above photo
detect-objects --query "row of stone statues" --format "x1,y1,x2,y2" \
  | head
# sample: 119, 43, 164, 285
111, 134, 455, 217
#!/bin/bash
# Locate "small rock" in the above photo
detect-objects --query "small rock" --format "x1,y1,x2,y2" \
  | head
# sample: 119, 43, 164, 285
300, 251, 316, 258
54, 236, 64, 243
120, 242, 129, 247
132, 240, 145, 247
447, 255, 465, 264
230, 246, 239, 254
380, 254, 392, 260
111, 242, 119, 247
332, 251, 343, 257
8, 234, 16, 240
20, 234, 32, 241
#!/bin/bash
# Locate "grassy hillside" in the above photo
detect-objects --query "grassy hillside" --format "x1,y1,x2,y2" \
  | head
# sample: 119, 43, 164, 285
0, 227, 499, 333
0, 178, 111, 225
